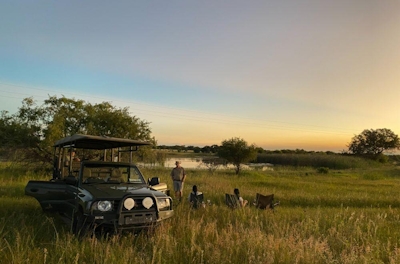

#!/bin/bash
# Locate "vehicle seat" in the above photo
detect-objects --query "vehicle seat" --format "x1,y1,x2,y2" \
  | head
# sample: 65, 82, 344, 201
82, 169, 93, 183
64, 175, 77, 185
108, 169, 123, 183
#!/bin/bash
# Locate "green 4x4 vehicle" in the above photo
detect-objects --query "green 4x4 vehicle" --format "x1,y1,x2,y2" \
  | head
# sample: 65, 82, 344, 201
25, 134, 174, 235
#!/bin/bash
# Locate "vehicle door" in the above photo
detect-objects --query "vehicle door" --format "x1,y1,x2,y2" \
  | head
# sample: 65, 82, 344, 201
25, 180, 76, 214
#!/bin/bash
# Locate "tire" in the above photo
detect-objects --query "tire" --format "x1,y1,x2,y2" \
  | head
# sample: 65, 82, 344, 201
73, 209, 91, 237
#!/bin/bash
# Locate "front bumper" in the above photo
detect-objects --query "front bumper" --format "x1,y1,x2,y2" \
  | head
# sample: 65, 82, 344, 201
88, 209, 174, 230
86, 195, 174, 231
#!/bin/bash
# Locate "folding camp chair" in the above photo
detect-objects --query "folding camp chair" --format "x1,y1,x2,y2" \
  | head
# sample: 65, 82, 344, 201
225, 193, 240, 209
255, 193, 280, 210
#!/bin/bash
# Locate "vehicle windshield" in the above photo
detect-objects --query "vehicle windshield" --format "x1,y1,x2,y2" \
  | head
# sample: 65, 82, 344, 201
81, 164, 145, 184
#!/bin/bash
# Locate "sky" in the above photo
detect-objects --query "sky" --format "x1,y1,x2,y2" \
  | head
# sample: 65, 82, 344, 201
0, 1, 399, 152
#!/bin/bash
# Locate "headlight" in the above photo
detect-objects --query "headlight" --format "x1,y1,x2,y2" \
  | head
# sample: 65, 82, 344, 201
124, 198, 135, 210
157, 198, 171, 210
142, 197, 154, 209
96, 200, 112, 212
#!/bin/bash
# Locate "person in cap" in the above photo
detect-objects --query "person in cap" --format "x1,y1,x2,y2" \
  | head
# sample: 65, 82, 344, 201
170, 161, 186, 201
67, 149, 80, 162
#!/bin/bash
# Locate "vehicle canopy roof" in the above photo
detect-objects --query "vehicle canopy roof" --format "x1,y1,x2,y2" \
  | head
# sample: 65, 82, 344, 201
53, 134, 151, 150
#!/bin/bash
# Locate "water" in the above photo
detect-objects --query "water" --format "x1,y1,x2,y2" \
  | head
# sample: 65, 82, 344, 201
140, 157, 274, 171
139, 157, 207, 169
164, 157, 205, 169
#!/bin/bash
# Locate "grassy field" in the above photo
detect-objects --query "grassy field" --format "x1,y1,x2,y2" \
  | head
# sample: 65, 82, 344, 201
1, 163, 400, 264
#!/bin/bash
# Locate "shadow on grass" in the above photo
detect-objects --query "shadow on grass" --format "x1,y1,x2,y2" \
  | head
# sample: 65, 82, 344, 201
0, 197, 69, 243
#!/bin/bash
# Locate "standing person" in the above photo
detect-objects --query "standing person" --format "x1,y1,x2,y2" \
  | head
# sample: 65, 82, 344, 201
170, 161, 186, 201
234, 188, 248, 207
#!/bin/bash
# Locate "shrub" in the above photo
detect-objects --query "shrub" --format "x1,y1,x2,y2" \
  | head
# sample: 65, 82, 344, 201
375, 153, 389, 163
316, 167, 329, 174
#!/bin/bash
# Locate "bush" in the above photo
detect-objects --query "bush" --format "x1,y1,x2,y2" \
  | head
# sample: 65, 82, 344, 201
317, 167, 329, 174
375, 153, 389, 163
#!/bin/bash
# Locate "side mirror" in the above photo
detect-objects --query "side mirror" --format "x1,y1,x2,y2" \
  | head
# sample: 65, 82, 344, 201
148, 177, 160, 186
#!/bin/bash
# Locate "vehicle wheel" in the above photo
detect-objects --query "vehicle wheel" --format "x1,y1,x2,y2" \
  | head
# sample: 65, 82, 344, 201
73, 210, 91, 237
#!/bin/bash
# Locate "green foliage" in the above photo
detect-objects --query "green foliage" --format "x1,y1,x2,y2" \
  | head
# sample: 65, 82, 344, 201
348, 128, 400, 156
0, 96, 153, 164
375, 153, 389, 163
0, 109, 40, 149
316, 167, 329, 174
218, 137, 257, 174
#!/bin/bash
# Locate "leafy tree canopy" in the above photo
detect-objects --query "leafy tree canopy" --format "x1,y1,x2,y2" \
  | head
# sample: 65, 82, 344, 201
217, 137, 257, 174
348, 128, 400, 156
0, 96, 154, 164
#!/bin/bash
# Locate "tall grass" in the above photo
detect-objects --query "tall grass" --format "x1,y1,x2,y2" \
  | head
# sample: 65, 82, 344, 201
256, 153, 380, 169
1, 164, 400, 263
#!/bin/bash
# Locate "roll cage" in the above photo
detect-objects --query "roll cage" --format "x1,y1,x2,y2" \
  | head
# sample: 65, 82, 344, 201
52, 134, 151, 180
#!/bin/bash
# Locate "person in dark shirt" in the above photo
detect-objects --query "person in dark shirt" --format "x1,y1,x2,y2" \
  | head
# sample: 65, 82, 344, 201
188, 185, 205, 209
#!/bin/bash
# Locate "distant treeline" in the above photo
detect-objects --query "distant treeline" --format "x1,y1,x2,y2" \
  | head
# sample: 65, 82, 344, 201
157, 145, 220, 153
157, 145, 337, 155
256, 153, 381, 169
158, 145, 400, 169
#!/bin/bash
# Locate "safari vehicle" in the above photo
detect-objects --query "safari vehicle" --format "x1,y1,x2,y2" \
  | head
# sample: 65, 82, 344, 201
25, 134, 174, 235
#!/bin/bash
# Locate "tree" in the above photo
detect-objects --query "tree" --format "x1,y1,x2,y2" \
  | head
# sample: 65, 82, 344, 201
0, 96, 153, 165
201, 145, 212, 153
210, 144, 220, 153
217, 137, 257, 174
200, 157, 226, 174
348, 128, 400, 157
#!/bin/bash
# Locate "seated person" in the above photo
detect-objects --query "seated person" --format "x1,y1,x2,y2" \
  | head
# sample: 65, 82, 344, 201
66, 149, 80, 162
234, 188, 248, 207
188, 185, 205, 208
64, 149, 81, 177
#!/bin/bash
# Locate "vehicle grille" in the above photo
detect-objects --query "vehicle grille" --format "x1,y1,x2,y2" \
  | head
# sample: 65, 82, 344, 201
117, 196, 157, 226
115, 196, 156, 212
